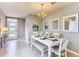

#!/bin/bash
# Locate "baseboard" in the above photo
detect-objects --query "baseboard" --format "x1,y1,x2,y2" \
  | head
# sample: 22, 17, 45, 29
67, 49, 79, 56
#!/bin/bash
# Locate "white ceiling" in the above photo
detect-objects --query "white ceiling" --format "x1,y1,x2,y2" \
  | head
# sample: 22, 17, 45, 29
0, 2, 71, 18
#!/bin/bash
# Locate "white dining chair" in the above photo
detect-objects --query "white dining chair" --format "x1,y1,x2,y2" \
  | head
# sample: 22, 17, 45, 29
50, 39, 68, 57
32, 31, 39, 36
53, 33, 60, 38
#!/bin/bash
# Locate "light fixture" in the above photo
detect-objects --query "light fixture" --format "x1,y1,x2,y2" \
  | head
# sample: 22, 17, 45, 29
37, 4, 48, 18
0, 23, 8, 35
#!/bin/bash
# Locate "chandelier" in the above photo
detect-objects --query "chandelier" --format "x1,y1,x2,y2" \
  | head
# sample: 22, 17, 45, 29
37, 4, 48, 18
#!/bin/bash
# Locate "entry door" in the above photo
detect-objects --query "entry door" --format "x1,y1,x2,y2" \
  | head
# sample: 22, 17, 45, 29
7, 18, 17, 39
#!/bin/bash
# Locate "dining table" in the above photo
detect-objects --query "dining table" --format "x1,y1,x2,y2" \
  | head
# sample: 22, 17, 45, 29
31, 35, 60, 57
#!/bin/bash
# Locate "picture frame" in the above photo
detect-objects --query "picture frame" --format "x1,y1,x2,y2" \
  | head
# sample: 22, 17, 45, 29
51, 18, 59, 31
63, 13, 78, 32
32, 24, 39, 31
43, 20, 49, 31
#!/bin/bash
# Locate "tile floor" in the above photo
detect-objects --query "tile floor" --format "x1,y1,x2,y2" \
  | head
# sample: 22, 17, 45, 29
0, 40, 48, 57
0, 39, 77, 57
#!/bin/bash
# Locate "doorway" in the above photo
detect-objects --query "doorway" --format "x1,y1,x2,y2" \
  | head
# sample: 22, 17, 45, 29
7, 18, 17, 40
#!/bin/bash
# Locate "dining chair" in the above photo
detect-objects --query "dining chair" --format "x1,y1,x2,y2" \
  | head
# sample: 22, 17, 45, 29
0, 36, 3, 48
53, 33, 60, 38
50, 39, 68, 57
43, 32, 50, 39
32, 31, 39, 36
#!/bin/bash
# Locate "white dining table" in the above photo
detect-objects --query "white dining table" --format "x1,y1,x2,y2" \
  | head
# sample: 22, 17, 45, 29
31, 36, 59, 57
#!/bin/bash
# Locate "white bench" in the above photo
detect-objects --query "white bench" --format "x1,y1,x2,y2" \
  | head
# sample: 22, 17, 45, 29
32, 40, 48, 57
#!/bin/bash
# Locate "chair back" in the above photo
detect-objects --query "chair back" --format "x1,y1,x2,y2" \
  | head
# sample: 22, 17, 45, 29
53, 33, 59, 38
44, 32, 50, 38
62, 39, 68, 50
39, 31, 44, 36
59, 39, 68, 57
32, 31, 39, 36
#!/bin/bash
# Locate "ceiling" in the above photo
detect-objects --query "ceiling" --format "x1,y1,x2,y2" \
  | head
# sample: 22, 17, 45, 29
0, 2, 71, 18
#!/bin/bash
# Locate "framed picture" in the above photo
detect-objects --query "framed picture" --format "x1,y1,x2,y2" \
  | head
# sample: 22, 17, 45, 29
43, 20, 49, 31
51, 18, 59, 31
32, 24, 39, 31
63, 13, 78, 32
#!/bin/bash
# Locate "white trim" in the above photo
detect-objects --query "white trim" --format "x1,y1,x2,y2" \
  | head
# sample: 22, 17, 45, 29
66, 49, 79, 56
63, 13, 78, 32
51, 18, 59, 31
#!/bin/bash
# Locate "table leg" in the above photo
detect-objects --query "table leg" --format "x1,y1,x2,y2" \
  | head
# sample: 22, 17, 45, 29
4, 38, 5, 45
48, 47, 51, 57
1, 37, 3, 48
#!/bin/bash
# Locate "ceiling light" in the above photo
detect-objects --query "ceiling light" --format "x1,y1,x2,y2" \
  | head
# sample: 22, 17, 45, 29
37, 3, 48, 18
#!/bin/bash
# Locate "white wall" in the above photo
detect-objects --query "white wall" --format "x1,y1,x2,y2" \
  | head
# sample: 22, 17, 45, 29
42, 2, 79, 53
0, 8, 5, 26
25, 15, 42, 43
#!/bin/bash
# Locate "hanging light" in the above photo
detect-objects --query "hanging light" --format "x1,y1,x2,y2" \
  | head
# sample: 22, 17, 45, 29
37, 3, 48, 18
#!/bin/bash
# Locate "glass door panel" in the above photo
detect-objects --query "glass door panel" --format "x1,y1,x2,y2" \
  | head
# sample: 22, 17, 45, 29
7, 18, 17, 39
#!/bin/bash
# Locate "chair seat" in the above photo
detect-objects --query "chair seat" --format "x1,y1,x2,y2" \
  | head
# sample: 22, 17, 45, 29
32, 41, 48, 51
51, 46, 65, 55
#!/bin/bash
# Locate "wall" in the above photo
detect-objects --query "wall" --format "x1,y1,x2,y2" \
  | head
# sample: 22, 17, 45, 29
25, 15, 42, 43
0, 8, 5, 26
42, 2, 79, 53
17, 18, 25, 39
